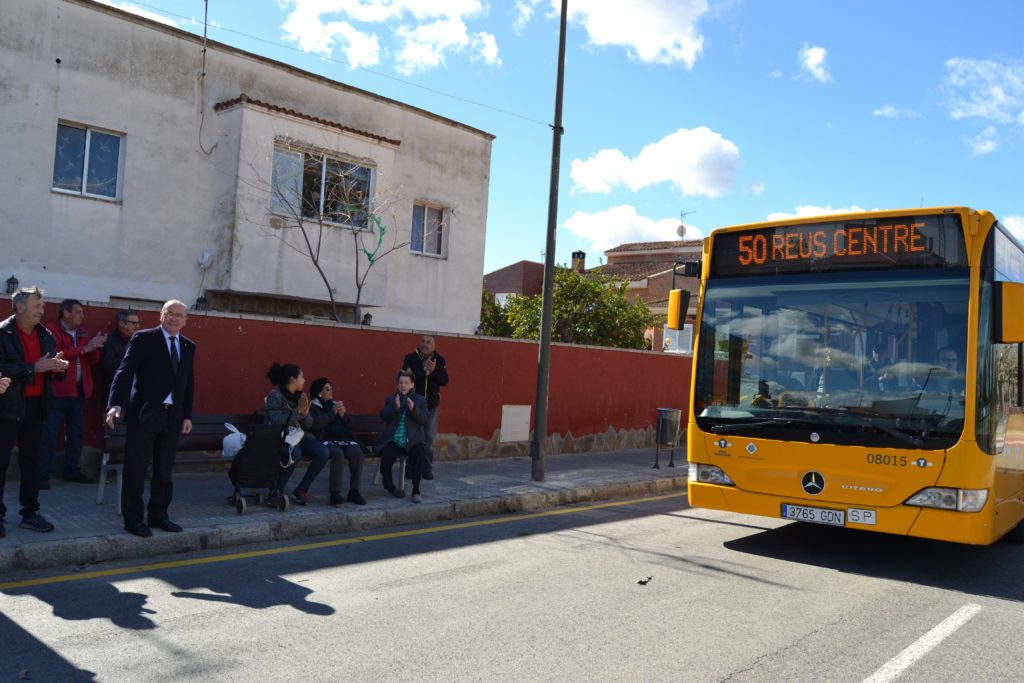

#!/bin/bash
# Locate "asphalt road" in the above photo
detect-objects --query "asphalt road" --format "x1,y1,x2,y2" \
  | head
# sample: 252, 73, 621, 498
3, 492, 1024, 682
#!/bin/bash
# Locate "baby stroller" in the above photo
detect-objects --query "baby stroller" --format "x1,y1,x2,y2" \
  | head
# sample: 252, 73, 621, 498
228, 423, 289, 514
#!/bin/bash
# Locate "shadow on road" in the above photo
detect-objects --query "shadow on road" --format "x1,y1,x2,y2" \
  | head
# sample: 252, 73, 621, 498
0, 612, 97, 681
170, 574, 334, 615
724, 521, 1024, 602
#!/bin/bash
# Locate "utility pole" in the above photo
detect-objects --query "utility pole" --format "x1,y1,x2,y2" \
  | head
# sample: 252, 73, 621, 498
530, 0, 568, 482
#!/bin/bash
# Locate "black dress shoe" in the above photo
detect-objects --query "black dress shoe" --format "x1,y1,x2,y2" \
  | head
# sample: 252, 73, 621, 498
126, 521, 153, 537
150, 519, 183, 533
64, 473, 97, 484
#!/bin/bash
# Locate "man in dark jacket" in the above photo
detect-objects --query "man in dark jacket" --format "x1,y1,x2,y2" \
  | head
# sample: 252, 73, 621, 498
374, 369, 429, 503
106, 300, 195, 538
402, 334, 448, 480
0, 287, 69, 537
101, 309, 140, 397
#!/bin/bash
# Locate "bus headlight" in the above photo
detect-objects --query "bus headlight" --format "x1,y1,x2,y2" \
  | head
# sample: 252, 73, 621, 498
905, 487, 988, 512
689, 463, 735, 486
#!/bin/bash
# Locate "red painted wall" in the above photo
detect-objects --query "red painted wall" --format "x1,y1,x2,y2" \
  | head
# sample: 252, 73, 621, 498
33, 303, 692, 447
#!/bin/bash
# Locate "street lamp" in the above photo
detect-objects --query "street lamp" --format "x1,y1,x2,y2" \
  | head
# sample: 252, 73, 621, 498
5, 275, 18, 294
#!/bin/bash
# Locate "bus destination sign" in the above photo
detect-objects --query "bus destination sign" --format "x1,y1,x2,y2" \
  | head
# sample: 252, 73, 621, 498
709, 214, 967, 277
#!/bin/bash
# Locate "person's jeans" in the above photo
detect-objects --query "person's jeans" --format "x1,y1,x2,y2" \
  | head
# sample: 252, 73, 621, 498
277, 434, 330, 493
423, 406, 439, 473
378, 442, 426, 494
39, 396, 85, 481
326, 442, 364, 493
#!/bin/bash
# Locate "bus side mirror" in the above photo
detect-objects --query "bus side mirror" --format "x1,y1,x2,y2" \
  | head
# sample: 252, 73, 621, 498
994, 281, 1024, 343
667, 289, 691, 330
681, 261, 701, 277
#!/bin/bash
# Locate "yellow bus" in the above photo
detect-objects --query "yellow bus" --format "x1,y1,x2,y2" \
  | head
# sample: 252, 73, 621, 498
687, 207, 1024, 545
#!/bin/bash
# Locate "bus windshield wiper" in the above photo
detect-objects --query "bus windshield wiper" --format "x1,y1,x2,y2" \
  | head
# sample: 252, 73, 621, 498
707, 418, 803, 434
789, 407, 924, 448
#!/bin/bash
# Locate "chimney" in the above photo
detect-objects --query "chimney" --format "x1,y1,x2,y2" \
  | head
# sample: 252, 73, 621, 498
571, 250, 586, 273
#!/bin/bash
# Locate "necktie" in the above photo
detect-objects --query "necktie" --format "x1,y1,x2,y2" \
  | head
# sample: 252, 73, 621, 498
170, 336, 179, 374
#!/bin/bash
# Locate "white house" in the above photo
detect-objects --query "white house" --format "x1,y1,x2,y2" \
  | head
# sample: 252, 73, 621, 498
0, 0, 493, 333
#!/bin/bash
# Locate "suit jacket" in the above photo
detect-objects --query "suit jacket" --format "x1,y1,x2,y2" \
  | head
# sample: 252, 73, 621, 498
107, 326, 195, 425
402, 351, 448, 409
373, 391, 429, 453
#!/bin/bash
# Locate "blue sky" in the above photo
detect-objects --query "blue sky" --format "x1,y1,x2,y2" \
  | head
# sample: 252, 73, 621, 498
100, 0, 1024, 272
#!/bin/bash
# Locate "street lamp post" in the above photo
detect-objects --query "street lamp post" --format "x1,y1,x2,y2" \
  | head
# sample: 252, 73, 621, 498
529, 0, 569, 482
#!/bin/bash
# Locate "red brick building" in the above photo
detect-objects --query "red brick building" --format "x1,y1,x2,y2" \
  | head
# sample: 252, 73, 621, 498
482, 260, 544, 304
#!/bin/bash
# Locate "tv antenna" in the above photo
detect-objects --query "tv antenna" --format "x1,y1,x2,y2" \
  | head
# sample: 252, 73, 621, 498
677, 210, 697, 237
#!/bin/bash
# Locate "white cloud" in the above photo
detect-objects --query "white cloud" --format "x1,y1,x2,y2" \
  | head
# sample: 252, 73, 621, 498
872, 103, 921, 119
562, 0, 710, 68
280, 0, 496, 72
1003, 215, 1024, 242
750, 181, 765, 196
944, 57, 1024, 124
513, 0, 541, 34
966, 126, 998, 156
569, 127, 741, 199
95, 0, 178, 27
799, 44, 831, 82
767, 205, 867, 221
563, 205, 703, 254
767, 70, 783, 80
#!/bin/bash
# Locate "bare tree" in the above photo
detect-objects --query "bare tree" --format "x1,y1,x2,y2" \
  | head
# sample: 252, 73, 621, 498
241, 140, 409, 323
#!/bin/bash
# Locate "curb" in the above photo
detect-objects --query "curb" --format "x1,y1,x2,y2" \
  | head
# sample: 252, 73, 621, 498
0, 476, 687, 574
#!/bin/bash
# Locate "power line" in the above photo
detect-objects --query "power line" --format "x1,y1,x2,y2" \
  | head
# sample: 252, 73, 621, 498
109, 0, 550, 127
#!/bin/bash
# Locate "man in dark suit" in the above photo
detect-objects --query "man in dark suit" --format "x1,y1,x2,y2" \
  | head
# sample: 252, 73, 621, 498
106, 300, 195, 537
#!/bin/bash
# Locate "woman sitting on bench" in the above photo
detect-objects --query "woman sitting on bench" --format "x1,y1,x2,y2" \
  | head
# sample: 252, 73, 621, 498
264, 362, 330, 506
308, 377, 366, 506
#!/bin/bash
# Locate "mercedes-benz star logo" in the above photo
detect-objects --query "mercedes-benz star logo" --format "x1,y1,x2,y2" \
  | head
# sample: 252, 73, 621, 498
801, 471, 825, 495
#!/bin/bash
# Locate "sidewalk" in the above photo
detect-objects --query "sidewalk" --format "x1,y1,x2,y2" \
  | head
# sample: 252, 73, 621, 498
0, 448, 687, 574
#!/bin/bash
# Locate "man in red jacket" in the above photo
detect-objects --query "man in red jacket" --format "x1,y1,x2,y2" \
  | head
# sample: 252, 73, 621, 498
39, 299, 106, 487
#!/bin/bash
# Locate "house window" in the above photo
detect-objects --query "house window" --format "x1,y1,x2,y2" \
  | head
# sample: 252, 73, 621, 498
411, 203, 446, 257
51, 123, 124, 199
270, 147, 372, 230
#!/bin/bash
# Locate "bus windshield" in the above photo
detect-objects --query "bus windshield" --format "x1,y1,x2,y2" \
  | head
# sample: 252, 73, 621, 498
694, 269, 969, 449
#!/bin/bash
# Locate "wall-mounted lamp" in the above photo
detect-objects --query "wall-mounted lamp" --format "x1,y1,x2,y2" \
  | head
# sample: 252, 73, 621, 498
194, 295, 208, 311
5, 275, 18, 295
361, 312, 372, 326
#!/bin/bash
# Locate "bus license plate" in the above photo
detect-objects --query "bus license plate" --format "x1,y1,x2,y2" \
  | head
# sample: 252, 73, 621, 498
781, 504, 845, 526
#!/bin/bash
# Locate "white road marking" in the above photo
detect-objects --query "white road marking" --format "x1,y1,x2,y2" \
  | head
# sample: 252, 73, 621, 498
863, 603, 982, 683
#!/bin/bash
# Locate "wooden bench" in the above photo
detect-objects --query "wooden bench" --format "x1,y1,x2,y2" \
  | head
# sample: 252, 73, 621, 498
97, 412, 401, 509
96, 413, 258, 509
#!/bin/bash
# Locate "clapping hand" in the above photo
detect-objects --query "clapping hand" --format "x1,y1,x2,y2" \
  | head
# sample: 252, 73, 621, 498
405, 397, 414, 412
0, 374, 10, 395
297, 392, 310, 416
334, 400, 346, 416
85, 332, 108, 352
425, 357, 436, 374
34, 352, 68, 374
394, 392, 402, 409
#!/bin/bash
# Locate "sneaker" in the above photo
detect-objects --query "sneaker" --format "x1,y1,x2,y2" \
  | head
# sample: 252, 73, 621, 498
19, 512, 55, 533
347, 490, 367, 506
411, 493, 423, 504
64, 473, 96, 484
266, 492, 284, 508
330, 492, 344, 506
385, 485, 405, 499
292, 488, 308, 506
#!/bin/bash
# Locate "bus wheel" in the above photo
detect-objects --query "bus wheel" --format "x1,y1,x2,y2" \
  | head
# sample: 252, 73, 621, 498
1002, 520, 1024, 544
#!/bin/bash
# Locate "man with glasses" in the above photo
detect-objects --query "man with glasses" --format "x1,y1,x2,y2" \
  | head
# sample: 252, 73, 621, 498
101, 309, 140, 392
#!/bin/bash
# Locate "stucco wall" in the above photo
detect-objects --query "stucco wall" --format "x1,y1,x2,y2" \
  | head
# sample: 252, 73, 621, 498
0, 0, 492, 333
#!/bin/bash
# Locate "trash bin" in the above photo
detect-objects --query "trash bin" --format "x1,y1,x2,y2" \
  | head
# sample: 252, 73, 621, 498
656, 408, 682, 447
653, 408, 682, 469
